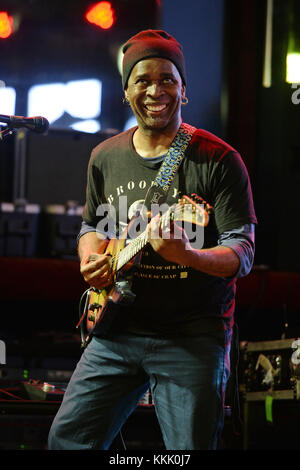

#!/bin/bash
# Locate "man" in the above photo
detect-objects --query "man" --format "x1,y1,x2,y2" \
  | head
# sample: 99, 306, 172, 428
48, 30, 257, 450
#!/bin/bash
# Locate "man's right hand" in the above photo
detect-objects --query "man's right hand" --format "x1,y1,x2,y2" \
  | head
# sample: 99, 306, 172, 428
80, 252, 113, 289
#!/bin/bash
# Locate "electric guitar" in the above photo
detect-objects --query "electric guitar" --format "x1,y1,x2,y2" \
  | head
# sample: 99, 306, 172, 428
77, 194, 213, 347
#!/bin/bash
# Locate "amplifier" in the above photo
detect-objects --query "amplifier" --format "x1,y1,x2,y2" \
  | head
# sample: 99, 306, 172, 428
0, 202, 40, 257
240, 338, 300, 401
38, 203, 83, 259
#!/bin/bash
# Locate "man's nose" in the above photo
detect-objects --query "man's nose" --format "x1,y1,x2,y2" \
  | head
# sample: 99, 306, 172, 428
146, 81, 164, 97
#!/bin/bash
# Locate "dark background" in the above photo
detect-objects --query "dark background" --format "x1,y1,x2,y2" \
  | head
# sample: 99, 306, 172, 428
0, 0, 300, 451
0, 0, 299, 271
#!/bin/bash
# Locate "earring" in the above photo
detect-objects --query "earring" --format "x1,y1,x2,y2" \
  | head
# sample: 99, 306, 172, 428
181, 96, 189, 105
122, 97, 130, 105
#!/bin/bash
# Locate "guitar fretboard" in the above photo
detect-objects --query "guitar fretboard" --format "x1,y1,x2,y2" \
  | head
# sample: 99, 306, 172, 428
116, 231, 148, 271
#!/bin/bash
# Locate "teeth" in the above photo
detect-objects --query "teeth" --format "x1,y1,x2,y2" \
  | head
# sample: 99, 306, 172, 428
146, 104, 167, 111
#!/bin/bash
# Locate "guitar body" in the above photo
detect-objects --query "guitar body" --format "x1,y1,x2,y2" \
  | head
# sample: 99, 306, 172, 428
84, 285, 114, 337
79, 238, 137, 345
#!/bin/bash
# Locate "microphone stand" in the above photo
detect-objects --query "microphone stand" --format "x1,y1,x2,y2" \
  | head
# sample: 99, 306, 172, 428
0, 125, 28, 205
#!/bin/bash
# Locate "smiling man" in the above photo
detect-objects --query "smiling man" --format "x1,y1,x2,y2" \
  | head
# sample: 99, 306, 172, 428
48, 30, 257, 450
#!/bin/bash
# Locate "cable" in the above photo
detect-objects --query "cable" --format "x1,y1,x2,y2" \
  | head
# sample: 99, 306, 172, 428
0, 388, 27, 401
231, 324, 243, 436
119, 429, 127, 450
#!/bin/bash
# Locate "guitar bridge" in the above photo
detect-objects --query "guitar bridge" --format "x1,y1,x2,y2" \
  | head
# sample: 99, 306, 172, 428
110, 280, 136, 305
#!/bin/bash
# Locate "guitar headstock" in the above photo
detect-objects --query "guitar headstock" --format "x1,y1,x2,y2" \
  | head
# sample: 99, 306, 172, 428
173, 194, 213, 227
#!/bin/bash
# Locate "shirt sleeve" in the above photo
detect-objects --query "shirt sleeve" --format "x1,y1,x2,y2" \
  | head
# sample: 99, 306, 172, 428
211, 151, 257, 235
218, 223, 255, 278
77, 220, 97, 245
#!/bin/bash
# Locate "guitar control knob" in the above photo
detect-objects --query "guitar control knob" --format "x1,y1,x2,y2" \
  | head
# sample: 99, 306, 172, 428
89, 302, 102, 311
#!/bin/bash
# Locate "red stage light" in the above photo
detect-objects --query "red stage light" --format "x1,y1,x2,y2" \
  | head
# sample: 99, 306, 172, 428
0, 11, 13, 39
85, 2, 115, 30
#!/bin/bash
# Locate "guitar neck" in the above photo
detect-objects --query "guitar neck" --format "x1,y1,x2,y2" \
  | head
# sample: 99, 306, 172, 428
115, 230, 148, 272
114, 207, 172, 272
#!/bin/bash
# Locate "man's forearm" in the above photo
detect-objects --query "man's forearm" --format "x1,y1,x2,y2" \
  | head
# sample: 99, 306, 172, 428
78, 231, 108, 262
77, 231, 113, 289
182, 245, 240, 278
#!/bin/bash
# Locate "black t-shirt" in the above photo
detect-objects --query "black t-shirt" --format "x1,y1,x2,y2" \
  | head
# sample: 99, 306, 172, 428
82, 125, 257, 336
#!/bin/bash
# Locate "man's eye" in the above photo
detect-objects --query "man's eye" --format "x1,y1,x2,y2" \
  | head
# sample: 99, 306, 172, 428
163, 78, 174, 84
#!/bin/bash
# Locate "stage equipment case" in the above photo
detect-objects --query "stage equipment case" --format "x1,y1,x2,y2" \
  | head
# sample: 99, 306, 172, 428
240, 338, 300, 449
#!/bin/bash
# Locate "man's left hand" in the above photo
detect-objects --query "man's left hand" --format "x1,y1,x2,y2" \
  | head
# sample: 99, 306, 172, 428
147, 214, 192, 264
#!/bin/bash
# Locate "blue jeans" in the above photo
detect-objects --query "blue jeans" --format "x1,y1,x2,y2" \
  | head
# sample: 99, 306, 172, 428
48, 330, 231, 450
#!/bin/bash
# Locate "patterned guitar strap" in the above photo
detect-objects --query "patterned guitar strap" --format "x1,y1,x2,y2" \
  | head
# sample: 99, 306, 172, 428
143, 122, 197, 210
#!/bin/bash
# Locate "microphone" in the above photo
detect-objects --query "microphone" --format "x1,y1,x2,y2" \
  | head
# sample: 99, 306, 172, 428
0, 114, 49, 133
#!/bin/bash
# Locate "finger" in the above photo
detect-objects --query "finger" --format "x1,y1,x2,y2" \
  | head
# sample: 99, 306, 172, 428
81, 258, 111, 280
160, 220, 171, 238
88, 253, 99, 263
84, 267, 113, 289
147, 214, 161, 239
84, 262, 111, 280
82, 255, 110, 274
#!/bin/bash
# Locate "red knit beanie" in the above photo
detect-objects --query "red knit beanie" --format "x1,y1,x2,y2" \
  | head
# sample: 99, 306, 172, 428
122, 30, 187, 89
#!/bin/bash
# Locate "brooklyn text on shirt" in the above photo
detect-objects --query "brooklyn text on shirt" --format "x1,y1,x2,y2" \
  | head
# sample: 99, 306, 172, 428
106, 180, 180, 204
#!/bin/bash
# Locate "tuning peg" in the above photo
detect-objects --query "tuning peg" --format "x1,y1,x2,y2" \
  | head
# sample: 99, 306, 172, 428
190, 193, 214, 213
204, 202, 214, 213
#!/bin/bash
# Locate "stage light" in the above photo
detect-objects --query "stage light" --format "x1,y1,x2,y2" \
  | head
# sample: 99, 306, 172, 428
0, 11, 13, 39
0, 86, 16, 114
28, 83, 65, 124
71, 120, 101, 133
85, 2, 115, 30
286, 52, 300, 83
27, 79, 102, 132
65, 79, 102, 119
117, 44, 124, 75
